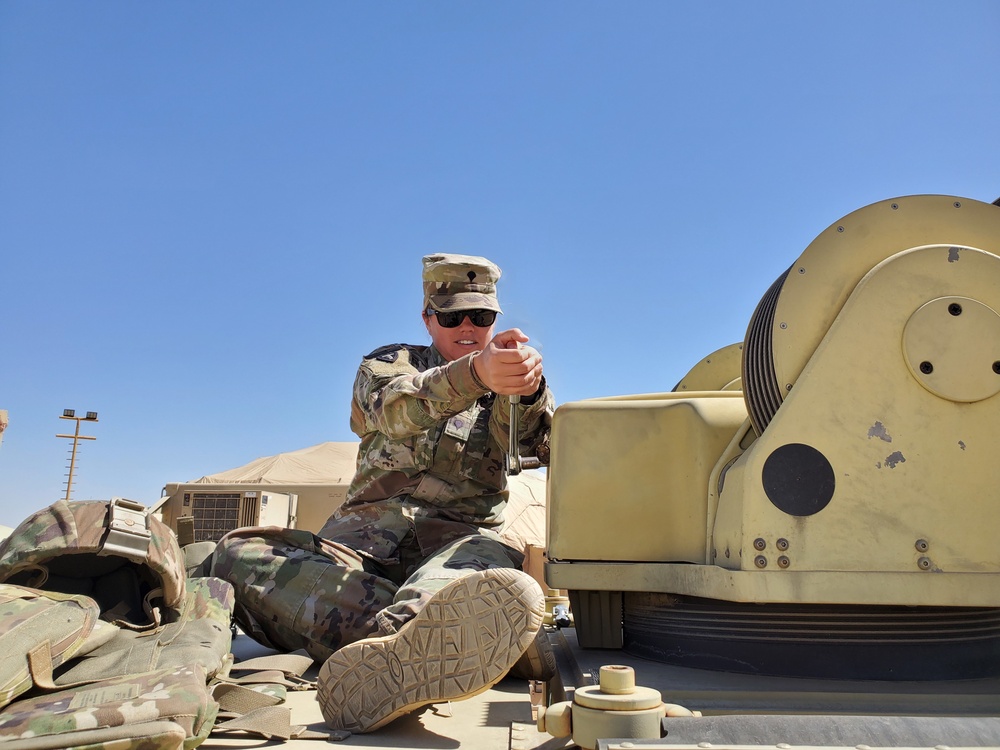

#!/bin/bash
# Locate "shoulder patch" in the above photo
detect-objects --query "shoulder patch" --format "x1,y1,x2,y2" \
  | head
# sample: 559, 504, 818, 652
364, 344, 427, 366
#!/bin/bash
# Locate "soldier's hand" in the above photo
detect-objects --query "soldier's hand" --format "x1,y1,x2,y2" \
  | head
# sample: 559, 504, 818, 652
473, 329, 544, 396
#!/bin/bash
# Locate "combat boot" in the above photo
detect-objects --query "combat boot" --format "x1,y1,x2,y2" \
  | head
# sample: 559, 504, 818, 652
507, 626, 558, 681
317, 567, 545, 733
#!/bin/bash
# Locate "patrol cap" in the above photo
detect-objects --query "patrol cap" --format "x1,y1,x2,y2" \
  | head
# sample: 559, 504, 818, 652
422, 253, 503, 313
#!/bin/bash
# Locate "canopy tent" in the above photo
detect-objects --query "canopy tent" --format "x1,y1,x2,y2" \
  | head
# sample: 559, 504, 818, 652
190, 442, 359, 486
159, 442, 547, 557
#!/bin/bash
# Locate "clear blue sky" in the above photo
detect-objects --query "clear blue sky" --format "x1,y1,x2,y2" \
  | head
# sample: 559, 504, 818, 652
2, 2, 998, 527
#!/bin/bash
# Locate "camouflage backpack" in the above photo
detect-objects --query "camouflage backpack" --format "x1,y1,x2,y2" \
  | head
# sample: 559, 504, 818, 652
0, 499, 231, 749
0, 499, 332, 749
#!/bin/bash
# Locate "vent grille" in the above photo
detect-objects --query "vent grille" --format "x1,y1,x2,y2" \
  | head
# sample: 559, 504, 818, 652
191, 492, 258, 542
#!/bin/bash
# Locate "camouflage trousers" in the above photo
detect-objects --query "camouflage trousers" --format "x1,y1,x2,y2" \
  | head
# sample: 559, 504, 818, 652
212, 526, 523, 663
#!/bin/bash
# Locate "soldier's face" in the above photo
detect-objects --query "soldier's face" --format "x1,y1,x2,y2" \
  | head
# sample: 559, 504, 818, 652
424, 310, 495, 362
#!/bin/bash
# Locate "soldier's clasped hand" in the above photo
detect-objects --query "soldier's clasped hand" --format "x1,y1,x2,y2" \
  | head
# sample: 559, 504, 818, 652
472, 328, 544, 396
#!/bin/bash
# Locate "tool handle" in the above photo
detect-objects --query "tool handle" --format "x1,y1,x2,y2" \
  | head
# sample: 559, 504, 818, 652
508, 395, 521, 474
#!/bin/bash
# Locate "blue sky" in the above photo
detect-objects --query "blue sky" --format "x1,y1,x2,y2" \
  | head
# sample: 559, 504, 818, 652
1, 2, 998, 527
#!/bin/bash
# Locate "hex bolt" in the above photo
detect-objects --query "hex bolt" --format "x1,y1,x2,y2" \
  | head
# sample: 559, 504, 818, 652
915, 539, 929, 553
920, 361, 934, 374
777, 556, 790, 569
754, 555, 767, 568
948, 303, 963, 316
776, 538, 789, 551
753, 537, 766, 551
918, 556, 932, 570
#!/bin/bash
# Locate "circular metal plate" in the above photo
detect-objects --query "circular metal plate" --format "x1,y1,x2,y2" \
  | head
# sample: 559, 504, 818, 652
903, 295, 1000, 403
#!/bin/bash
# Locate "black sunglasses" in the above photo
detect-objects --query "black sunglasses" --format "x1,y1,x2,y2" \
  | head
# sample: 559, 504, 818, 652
427, 308, 497, 328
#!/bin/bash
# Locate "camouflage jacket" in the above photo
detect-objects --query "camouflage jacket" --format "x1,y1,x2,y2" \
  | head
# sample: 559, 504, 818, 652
320, 343, 554, 563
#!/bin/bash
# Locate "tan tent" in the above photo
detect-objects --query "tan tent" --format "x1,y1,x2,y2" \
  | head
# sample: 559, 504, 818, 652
190, 442, 359, 487
158, 442, 547, 562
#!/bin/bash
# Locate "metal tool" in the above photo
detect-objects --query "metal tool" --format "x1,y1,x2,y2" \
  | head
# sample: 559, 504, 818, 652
508, 395, 522, 475
508, 394, 541, 474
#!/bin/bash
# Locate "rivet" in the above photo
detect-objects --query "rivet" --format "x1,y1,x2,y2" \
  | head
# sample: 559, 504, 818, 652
779, 322, 787, 329
798, 267, 805, 274
754, 537, 767, 551
755, 555, 767, 569
993, 361, 1000, 375
954, 201, 962, 208
890, 203, 898, 210
776, 538, 789, 551
915, 539, 929, 553
837, 226, 845, 233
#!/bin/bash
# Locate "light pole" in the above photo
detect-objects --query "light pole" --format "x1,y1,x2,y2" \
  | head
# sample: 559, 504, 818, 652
57, 410, 99, 502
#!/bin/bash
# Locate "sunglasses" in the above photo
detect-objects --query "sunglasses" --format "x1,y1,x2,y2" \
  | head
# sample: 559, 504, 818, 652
427, 309, 498, 328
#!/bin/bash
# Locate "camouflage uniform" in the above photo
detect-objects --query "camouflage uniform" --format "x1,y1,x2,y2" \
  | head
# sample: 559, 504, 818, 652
214, 254, 554, 661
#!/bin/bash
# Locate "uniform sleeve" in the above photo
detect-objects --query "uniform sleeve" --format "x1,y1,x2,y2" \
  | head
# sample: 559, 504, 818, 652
351, 349, 491, 440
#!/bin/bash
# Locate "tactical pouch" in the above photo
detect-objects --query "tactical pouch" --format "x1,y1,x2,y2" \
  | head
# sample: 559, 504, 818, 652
0, 665, 217, 750
0, 585, 114, 710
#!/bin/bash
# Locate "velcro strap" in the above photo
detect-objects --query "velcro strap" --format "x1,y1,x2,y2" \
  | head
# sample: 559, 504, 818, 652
212, 705, 348, 741
229, 652, 314, 679
211, 683, 282, 714
26, 641, 57, 690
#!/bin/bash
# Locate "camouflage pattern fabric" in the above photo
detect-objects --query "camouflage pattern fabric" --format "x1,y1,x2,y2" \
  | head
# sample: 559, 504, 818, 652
0, 664, 217, 748
213, 527, 395, 662
333, 343, 554, 545
0, 585, 102, 709
422, 253, 503, 313
212, 524, 523, 661
54, 577, 235, 686
0, 500, 187, 628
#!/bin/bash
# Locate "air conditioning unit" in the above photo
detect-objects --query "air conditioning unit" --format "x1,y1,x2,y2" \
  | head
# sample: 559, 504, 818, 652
177, 490, 295, 543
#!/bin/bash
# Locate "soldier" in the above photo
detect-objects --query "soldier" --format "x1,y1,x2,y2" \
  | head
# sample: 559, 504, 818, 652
214, 253, 555, 733
315, 253, 555, 731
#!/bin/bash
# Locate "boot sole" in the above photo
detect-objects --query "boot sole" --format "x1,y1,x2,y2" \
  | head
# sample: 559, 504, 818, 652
317, 567, 544, 732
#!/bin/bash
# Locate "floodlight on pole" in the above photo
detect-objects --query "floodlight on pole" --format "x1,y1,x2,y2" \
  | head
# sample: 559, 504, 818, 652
57, 410, 99, 502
